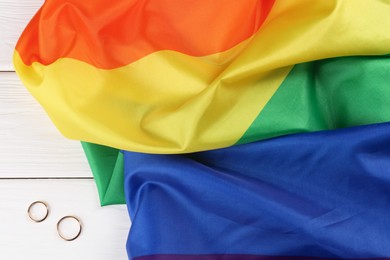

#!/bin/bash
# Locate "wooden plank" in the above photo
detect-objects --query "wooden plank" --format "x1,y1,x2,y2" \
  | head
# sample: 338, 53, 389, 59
0, 0, 43, 71
0, 179, 130, 260
0, 72, 92, 177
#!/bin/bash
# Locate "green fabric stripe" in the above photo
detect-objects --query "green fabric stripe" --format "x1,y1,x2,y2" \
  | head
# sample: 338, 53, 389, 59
237, 55, 390, 144
81, 142, 125, 206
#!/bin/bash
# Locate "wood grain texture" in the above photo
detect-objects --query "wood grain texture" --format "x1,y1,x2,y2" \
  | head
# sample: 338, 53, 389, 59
0, 1, 131, 259
0, 72, 92, 177
0, 179, 130, 260
0, 0, 43, 71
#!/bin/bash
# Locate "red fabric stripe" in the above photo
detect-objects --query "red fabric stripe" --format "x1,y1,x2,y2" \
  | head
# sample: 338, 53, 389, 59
16, 0, 274, 69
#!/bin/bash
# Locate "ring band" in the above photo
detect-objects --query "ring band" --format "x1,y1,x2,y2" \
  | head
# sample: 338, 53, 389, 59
27, 201, 49, 222
57, 216, 82, 241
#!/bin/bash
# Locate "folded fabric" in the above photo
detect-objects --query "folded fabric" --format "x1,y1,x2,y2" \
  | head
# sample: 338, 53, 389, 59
84, 52, 390, 205
81, 142, 125, 205
124, 122, 390, 259
14, 0, 390, 153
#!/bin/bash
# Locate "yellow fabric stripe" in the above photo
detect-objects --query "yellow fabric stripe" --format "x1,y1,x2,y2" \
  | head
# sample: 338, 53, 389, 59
14, 0, 390, 153
14, 46, 288, 153
258, 0, 390, 62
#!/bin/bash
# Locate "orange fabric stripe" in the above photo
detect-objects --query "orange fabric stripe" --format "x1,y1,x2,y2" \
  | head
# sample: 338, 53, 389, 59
16, 0, 274, 69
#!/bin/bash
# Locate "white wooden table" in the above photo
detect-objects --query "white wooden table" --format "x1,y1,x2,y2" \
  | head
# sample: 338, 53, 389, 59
0, 1, 130, 259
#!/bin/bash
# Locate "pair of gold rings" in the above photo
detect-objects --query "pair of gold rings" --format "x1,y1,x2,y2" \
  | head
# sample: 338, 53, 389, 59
27, 201, 82, 241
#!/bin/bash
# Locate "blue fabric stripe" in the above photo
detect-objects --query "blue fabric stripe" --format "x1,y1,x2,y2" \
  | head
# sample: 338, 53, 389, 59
124, 122, 390, 259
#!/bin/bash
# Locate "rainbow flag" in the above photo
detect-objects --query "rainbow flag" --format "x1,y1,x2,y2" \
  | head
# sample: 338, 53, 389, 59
14, 0, 390, 205
13, 1, 390, 258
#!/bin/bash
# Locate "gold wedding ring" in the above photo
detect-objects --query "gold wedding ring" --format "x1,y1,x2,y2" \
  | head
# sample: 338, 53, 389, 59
57, 215, 82, 241
27, 201, 49, 222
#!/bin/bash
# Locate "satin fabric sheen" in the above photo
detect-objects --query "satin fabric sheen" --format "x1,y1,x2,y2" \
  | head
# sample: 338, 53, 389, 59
83, 54, 390, 206
14, 0, 390, 153
124, 123, 390, 259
